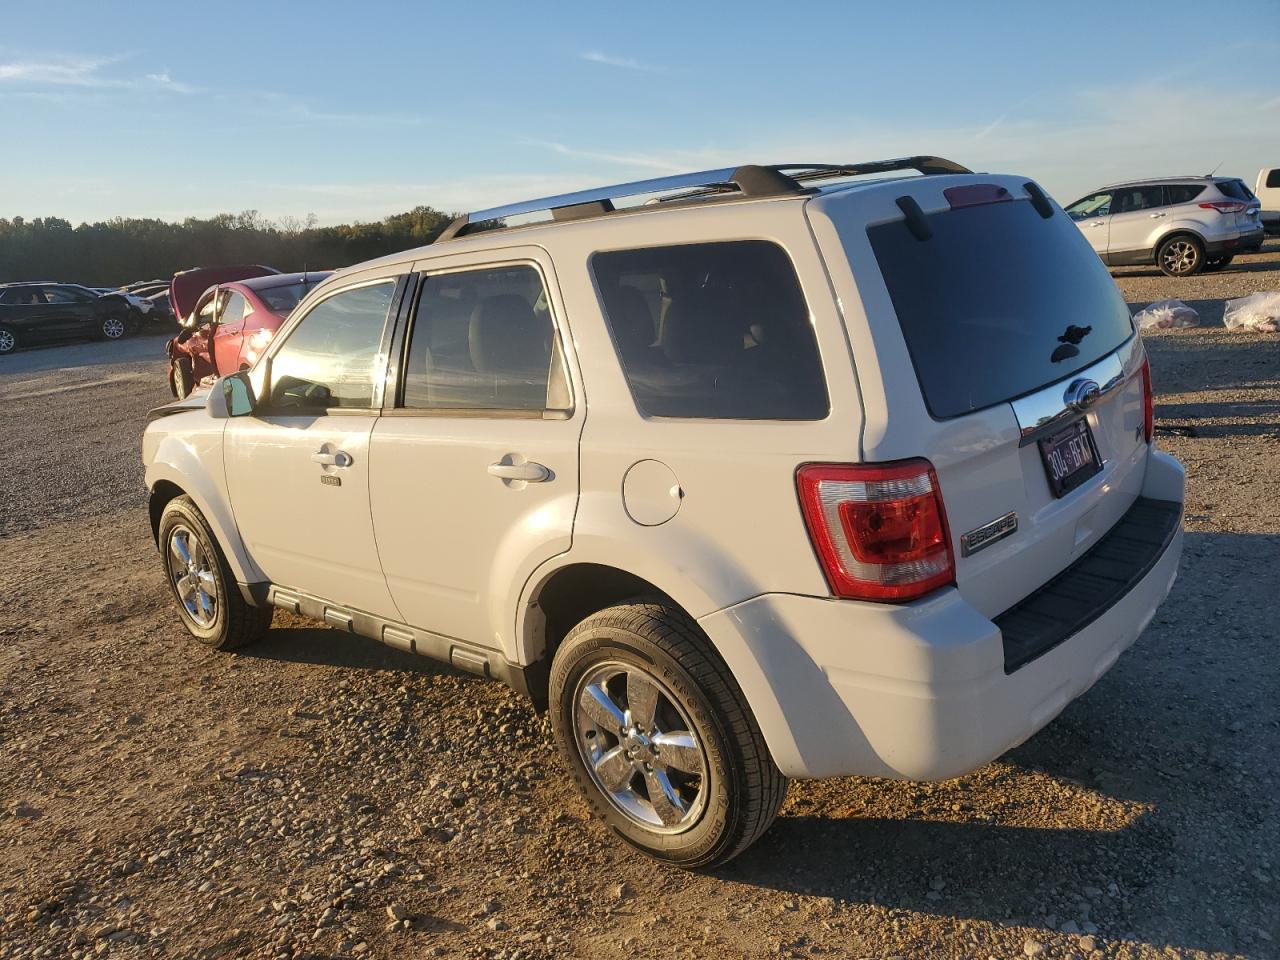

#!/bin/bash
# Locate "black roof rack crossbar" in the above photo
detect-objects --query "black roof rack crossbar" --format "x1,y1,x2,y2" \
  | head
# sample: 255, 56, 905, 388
435, 156, 971, 242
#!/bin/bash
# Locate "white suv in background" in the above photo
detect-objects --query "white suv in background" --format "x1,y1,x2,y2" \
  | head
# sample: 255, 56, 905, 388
1255, 167, 1280, 235
1065, 176, 1264, 276
143, 157, 1184, 867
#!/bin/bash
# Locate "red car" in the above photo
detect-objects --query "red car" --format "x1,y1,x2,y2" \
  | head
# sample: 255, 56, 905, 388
166, 267, 330, 398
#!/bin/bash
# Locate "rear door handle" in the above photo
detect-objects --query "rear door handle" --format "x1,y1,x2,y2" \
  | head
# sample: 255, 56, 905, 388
1149, 212, 1166, 218
312, 450, 353, 467
1089, 221, 1105, 227
488, 461, 550, 482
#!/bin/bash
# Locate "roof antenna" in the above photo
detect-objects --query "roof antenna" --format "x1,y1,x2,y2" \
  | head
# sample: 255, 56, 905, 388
1206, 160, 1224, 177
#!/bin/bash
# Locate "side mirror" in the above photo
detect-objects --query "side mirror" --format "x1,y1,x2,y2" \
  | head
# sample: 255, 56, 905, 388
207, 371, 257, 419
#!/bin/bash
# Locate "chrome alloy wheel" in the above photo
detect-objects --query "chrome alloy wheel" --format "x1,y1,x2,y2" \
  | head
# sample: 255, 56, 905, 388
0, 329, 14, 353
1161, 239, 1199, 275
166, 525, 217, 628
572, 661, 709, 833
102, 315, 126, 339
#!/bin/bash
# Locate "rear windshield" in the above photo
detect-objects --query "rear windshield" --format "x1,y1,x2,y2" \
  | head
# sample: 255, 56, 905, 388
259, 279, 325, 314
591, 240, 828, 419
1215, 179, 1251, 201
868, 198, 1133, 419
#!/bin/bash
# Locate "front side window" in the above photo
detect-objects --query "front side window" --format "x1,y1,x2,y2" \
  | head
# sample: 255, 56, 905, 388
219, 291, 248, 326
1065, 192, 1112, 220
268, 280, 395, 410
401, 264, 568, 412
591, 241, 828, 420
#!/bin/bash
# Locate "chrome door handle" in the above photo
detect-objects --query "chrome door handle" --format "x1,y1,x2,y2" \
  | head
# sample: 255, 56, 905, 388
487, 461, 550, 482
1149, 212, 1166, 218
312, 450, 353, 467
1089, 221, 1105, 227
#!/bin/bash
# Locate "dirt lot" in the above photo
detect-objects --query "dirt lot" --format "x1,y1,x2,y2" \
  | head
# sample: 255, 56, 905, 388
1, 245, 1278, 960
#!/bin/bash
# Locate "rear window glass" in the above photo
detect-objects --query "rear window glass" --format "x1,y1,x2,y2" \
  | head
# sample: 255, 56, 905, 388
1215, 179, 1250, 201
1165, 184, 1206, 205
591, 241, 828, 419
260, 279, 325, 314
867, 199, 1133, 419
1267, 170, 1280, 189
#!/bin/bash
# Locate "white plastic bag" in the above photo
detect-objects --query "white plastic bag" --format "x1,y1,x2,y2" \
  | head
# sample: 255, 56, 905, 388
1223, 292, 1280, 333
1133, 299, 1199, 331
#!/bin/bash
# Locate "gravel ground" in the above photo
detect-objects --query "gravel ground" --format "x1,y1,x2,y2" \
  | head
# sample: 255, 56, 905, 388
1, 244, 1278, 960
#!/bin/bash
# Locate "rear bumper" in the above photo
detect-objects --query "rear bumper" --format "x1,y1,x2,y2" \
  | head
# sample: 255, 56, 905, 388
1207, 229, 1264, 255
700, 449, 1185, 781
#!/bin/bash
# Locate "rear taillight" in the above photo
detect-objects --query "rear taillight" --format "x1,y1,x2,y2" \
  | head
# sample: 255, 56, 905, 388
1199, 201, 1247, 214
797, 460, 955, 602
1140, 357, 1154, 443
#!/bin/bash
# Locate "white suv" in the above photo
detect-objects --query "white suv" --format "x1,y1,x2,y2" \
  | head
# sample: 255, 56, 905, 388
1065, 176, 1264, 276
143, 157, 1184, 867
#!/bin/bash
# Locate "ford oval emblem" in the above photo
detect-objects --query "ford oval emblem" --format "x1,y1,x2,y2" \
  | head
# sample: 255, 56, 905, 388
1064, 378, 1101, 412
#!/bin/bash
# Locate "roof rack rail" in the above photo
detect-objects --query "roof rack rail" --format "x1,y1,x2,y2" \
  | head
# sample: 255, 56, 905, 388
435, 155, 970, 242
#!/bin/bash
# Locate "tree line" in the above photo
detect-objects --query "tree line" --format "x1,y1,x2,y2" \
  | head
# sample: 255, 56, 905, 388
0, 207, 456, 286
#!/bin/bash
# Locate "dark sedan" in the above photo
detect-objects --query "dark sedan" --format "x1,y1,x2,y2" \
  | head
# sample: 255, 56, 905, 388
0, 282, 134, 355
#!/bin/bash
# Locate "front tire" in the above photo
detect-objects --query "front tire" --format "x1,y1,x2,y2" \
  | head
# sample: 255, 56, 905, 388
549, 599, 787, 868
100, 313, 128, 340
1157, 235, 1204, 277
171, 358, 194, 399
158, 496, 272, 650
0, 324, 17, 355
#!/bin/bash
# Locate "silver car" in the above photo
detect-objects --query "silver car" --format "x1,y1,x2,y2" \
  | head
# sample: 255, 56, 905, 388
1065, 176, 1264, 276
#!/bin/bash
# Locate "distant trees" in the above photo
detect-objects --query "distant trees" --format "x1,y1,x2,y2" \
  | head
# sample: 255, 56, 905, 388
0, 206, 456, 285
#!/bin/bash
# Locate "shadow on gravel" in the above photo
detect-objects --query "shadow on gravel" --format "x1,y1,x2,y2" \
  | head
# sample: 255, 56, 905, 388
237, 623, 473, 680
725, 531, 1280, 956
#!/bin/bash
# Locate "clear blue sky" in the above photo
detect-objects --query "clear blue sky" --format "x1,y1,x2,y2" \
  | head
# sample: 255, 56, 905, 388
2, 0, 1278, 225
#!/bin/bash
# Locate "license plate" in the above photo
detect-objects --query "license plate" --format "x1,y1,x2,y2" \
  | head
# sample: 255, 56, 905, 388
1038, 418, 1101, 498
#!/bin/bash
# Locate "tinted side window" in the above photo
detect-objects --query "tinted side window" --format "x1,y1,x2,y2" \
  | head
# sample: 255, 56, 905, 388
401, 264, 567, 412
1112, 187, 1165, 213
1165, 184, 1206, 205
268, 280, 395, 410
591, 241, 828, 420
1267, 170, 1280, 189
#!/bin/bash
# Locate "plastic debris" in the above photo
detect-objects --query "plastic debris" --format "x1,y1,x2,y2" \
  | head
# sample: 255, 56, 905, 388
1133, 299, 1200, 331
1223, 291, 1280, 332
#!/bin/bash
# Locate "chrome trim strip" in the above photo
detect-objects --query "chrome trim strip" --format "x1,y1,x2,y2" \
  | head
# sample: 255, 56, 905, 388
1011, 346, 1131, 448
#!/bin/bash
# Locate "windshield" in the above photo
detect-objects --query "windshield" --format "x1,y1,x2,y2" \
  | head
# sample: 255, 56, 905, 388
259, 280, 324, 314
867, 197, 1134, 419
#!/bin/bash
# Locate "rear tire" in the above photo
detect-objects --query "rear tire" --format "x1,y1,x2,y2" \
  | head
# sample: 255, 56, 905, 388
0, 324, 17, 355
1204, 255, 1234, 272
158, 495, 272, 651
1157, 235, 1204, 277
549, 599, 787, 868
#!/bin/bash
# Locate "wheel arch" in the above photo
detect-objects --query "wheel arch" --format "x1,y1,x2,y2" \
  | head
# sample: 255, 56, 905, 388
145, 445, 264, 586
516, 562, 675, 710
